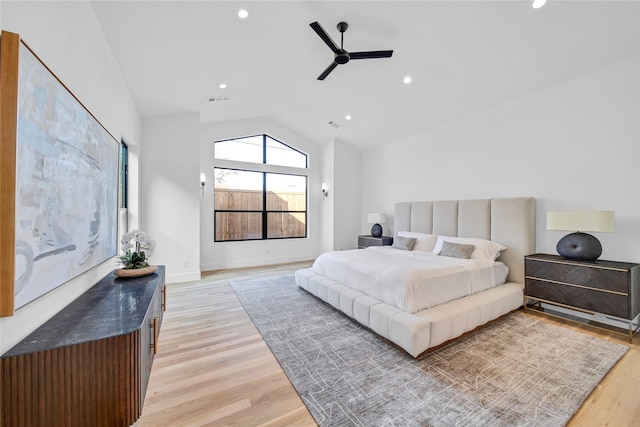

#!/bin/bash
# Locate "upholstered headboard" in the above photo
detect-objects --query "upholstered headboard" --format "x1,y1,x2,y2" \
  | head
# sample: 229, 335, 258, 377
394, 197, 535, 284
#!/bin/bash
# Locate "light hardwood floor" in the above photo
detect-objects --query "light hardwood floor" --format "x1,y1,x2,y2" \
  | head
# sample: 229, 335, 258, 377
135, 262, 640, 427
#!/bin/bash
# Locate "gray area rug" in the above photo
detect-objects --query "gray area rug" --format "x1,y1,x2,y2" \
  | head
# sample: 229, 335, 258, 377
229, 274, 629, 427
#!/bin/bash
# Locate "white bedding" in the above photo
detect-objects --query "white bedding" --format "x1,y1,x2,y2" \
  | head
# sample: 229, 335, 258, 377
311, 246, 508, 313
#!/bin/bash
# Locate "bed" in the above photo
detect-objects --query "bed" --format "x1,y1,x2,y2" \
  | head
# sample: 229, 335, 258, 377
294, 197, 535, 357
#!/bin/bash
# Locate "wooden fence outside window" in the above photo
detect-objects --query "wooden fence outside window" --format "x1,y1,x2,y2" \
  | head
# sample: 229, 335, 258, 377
214, 189, 306, 240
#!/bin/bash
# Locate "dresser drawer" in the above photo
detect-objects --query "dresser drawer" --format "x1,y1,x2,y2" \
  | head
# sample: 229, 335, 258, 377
526, 278, 629, 318
526, 258, 629, 294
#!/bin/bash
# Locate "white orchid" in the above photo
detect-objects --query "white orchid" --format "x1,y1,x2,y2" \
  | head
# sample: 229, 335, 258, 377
119, 229, 156, 269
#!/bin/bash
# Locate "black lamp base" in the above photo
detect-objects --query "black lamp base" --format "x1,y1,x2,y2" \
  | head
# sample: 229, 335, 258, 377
556, 232, 602, 261
371, 223, 383, 238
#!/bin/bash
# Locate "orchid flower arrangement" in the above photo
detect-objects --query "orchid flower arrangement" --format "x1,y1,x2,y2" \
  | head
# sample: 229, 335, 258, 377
118, 230, 156, 269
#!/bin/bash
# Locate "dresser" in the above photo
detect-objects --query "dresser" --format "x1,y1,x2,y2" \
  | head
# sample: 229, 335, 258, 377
358, 235, 393, 249
524, 254, 639, 340
1, 266, 166, 427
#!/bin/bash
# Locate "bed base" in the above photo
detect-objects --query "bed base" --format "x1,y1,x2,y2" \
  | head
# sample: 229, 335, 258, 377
295, 268, 524, 358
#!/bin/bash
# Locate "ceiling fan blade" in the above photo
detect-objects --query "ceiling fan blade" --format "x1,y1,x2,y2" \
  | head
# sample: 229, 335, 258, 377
350, 50, 394, 60
310, 22, 341, 54
317, 61, 339, 80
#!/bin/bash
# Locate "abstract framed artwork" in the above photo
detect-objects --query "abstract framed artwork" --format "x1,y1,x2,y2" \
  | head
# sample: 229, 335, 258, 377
0, 31, 119, 316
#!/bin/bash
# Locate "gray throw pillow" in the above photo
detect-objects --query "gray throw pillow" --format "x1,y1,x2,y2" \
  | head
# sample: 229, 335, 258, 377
392, 236, 416, 251
439, 241, 475, 259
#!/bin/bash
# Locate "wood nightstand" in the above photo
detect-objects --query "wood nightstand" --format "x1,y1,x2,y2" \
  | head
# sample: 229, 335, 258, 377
358, 235, 393, 249
524, 253, 640, 341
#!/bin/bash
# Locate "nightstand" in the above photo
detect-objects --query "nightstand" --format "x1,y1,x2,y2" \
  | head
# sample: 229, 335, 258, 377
524, 253, 640, 341
358, 235, 393, 249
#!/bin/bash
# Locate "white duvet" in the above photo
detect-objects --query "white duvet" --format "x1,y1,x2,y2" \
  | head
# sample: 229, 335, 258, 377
312, 247, 508, 313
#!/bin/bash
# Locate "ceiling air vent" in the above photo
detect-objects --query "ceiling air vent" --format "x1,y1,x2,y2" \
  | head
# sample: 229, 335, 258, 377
208, 96, 230, 102
328, 120, 344, 130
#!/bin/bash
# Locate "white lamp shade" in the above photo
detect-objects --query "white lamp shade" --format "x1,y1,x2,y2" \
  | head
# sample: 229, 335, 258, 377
200, 172, 206, 184
546, 210, 614, 233
532, 0, 547, 9
367, 213, 386, 224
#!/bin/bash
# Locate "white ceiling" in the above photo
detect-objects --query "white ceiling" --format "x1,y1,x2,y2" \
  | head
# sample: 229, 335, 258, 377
90, 1, 639, 151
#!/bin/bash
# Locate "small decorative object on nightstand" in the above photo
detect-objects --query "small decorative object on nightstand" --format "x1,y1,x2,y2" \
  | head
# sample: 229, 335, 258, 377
358, 235, 393, 249
367, 213, 386, 238
524, 253, 640, 341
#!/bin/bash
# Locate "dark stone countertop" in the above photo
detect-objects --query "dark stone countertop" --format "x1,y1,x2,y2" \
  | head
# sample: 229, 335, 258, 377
2, 265, 165, 358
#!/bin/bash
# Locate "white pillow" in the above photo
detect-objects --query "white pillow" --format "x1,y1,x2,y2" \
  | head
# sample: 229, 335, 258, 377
432, 235, 506, 261
397, 231, 438, 252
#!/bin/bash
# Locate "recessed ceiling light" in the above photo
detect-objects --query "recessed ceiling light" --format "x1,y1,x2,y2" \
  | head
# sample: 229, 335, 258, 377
403, 76, 412, 84
219, 83, 227, 89
238, 9, 249, 19
345, 115, 352, 121
532, 0, 546, 8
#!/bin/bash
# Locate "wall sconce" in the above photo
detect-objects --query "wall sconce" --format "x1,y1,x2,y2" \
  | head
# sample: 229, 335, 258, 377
547, 210, 615, 261
321, 183, 329, 200
200, 172, 206, 197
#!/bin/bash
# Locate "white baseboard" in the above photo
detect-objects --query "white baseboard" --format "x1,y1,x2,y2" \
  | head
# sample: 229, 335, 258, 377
200, 253, 317, 272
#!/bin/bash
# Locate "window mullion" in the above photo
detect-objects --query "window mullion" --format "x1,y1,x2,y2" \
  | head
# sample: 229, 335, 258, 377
262, 172, 267, 239
262, 135, 267, 239
263, 134, 267, 164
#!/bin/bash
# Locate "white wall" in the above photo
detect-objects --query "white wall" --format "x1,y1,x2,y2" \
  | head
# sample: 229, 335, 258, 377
317, 138, 362, 253
200, 117, 322, 270
0, 2, 141, 353
361, 58, 640, 263
333, 139, 361, 251
320, 140, 334, 253
141, 113, 201, 283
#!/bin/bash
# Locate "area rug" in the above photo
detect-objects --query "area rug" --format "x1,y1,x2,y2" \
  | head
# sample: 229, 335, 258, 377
229, 274, 629, 427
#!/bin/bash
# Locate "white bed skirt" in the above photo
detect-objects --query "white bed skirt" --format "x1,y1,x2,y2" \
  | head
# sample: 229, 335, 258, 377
295, 268, 524, 358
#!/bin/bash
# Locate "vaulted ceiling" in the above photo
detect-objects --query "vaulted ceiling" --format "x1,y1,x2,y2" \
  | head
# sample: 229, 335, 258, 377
90, 1, 639, 150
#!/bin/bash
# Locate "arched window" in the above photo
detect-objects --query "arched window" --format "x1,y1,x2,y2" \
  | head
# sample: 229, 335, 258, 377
213, 134, 307, 241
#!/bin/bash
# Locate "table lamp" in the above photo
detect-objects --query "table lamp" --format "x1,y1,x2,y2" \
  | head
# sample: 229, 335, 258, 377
546, 210, 614, 261
367, 213, 386, 238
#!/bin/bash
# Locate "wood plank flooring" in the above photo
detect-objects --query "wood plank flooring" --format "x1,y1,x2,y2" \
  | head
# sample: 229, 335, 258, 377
134, 262, 640, 427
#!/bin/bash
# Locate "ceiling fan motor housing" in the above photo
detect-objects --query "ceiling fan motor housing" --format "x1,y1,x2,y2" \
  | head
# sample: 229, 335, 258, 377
335, 51, 350, 64
336, 22, 350, 63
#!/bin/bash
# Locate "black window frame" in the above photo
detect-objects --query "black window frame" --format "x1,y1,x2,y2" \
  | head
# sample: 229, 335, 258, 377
213, 134, 308, 243
214, 134, 308, 168
119, 141, 128, 209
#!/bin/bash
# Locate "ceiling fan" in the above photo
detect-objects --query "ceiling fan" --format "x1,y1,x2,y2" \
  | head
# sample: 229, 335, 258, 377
309, 21, 393, 81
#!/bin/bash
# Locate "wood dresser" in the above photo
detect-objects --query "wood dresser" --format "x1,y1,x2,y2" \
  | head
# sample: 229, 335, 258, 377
0, 266, 166, 427
524, 254, 640, 340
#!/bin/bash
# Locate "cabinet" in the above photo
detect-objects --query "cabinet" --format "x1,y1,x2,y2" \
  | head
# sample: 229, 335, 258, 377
358, 235, 393, 249
0, 266, 166, 427
524, 254, 639, 340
